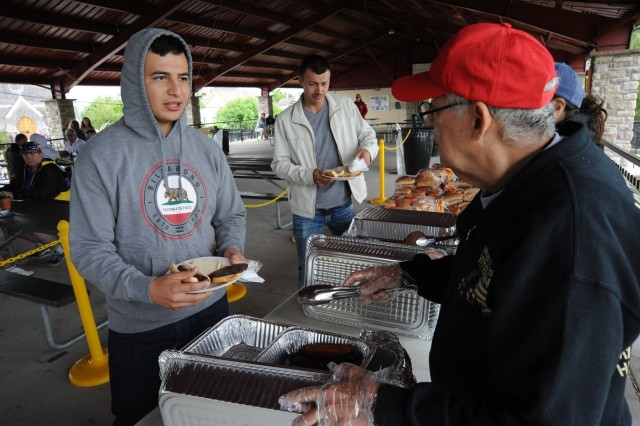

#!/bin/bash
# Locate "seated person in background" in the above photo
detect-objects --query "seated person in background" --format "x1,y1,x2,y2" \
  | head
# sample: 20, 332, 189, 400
59, 128, 86, 158
68, 119, 86, 141
5, 133, 27, 181
84, 128, 97, 141
265, 114, 276, 137
255, 112, 267, 140
0, 142, 67, 267
553, 62, 608, 146
80, 116, 95, 133
266, 114, 276, 126
30, 133, 59, 160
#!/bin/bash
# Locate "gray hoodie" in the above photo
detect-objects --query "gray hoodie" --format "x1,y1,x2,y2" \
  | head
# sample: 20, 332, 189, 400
69, 28, 246, 333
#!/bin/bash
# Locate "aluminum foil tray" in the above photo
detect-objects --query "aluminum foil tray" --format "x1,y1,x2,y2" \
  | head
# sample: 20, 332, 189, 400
303, 235, 439, 340
255, 327, 374, 370
182, 315, 289, 361
159, 393, 298, 426
159, 351, 329, 412
347, 206, 457, 242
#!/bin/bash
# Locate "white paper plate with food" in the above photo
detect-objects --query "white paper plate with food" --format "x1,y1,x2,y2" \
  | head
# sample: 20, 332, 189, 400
168, 256, 263, 294
321, 166, 362, 181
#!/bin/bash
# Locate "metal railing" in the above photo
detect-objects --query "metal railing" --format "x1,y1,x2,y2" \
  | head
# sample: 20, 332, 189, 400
602, 140, 640, 191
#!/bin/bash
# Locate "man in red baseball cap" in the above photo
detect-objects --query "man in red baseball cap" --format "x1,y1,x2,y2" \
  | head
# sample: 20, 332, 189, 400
280, 22, 640, 425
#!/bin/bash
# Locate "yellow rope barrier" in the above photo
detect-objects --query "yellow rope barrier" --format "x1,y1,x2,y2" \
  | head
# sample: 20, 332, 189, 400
0, 239, 61, 267
243, 189, 288, 208
384, 129, 412, 151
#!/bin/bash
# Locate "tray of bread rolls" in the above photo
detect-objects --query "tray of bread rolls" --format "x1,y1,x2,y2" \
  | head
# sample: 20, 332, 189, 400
302, 235, 441, 340
382, 165, 479, 215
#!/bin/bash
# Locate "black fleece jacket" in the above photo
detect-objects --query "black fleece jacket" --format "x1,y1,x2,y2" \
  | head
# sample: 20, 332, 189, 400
375, 116, 640, 425
1, 159, 66, 200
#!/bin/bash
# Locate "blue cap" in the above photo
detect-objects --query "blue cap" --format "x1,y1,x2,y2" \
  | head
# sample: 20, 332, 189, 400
554, 62, 584, 108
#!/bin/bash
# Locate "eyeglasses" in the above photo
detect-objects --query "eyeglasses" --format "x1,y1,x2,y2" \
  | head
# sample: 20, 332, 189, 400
418, 101, 468, 125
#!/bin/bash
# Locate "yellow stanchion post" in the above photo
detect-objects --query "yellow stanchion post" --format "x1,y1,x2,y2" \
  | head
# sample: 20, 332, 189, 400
57, 220, 109, 387
370, 138, 387, 205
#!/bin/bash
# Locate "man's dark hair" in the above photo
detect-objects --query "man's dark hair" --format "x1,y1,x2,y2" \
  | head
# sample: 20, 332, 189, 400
149, 35, 188, 56
299, 55, 330, 77
14, 133, 27, 144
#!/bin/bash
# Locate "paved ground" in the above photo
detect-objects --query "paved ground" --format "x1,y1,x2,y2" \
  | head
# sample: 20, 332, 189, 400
0, 137, 638, 425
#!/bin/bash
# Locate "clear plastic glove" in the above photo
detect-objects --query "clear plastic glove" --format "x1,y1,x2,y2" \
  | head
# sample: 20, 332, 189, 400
279, 363, 380, 426
343, 264, 403, 302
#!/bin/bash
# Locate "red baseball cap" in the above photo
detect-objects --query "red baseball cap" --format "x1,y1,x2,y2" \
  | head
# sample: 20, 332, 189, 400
392, 23, 558, 109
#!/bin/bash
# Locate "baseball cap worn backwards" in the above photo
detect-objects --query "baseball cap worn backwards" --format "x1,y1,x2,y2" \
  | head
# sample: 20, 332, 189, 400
392, 23, 558, 109
21, 142, 42, 154
554, 62, 584, 108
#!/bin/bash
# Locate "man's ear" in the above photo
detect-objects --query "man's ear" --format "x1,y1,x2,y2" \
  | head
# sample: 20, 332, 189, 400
471, 102, 492, 140
552, 97, 566, 120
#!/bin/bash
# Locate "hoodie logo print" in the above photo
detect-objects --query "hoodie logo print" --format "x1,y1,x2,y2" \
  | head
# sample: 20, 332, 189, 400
141, 160, 207, 239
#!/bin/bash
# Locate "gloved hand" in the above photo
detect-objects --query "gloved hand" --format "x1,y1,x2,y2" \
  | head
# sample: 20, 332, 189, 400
279, 363, 380, 426
343, 264, 404, 302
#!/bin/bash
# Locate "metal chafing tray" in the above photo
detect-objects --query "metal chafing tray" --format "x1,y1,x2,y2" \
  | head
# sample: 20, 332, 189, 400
346, 206, 457, 243
303, 235, 440, 340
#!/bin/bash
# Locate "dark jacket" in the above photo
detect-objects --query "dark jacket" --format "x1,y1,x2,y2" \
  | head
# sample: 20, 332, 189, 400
376, 116, 640, 425
4, 144, 25, 181
2, 158, 66, 200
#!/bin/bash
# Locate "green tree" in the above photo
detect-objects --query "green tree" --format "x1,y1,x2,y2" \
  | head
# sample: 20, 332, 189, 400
215, 97, 259, 129
80, 96, 123, 130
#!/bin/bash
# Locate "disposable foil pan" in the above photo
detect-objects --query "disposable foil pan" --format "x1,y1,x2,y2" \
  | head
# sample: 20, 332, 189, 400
347, 206, 457, 242
182, 315, 289, 360
302, 235, 439, 340
255, 327, 374, 370
159, 350, 329, 411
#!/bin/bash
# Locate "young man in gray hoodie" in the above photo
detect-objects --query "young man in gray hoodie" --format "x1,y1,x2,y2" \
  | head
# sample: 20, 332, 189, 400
69, 28, 247, 425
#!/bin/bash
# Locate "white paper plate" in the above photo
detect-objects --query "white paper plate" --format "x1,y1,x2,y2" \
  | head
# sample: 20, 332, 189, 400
322, 166, 362, 181
171, 256, 246, 294
321, 174, 361, 181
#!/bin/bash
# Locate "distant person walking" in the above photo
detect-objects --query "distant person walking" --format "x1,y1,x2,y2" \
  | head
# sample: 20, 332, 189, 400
354, 94, 368, 119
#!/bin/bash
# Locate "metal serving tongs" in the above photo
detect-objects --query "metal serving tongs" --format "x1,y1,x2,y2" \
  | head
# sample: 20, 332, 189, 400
297, 283, 414, 306
414, 234, 459, 247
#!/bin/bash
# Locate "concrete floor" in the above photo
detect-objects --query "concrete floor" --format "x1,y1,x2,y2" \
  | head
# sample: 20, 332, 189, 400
0, 137, 638, 425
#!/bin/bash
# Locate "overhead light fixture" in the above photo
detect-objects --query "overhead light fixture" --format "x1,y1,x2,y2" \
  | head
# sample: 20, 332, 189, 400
388, 28, 395, 35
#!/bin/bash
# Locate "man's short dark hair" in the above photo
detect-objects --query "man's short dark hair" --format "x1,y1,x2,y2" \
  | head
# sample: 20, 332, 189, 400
149, 35, 188, 56
14, 133, 27, 144
299, 55, 330, 77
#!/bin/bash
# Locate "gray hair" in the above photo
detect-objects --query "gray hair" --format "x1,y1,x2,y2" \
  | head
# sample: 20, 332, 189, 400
446, 94, 556, 147
65, 128, 77, 135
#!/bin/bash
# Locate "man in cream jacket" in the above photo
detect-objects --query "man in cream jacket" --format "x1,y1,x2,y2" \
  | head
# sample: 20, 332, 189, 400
271, 55, 378, 289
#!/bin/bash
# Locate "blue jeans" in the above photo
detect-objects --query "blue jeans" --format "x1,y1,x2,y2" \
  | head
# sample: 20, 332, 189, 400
108, 298, 229, 425
293, 202, 355, 289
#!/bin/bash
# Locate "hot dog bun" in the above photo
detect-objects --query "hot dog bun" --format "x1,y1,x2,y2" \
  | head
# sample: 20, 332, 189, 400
169, 262, 207, 283
209, 263, 249, 284
172, 258, 248, 286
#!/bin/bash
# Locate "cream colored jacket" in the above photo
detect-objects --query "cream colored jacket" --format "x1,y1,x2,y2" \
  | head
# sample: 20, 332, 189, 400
271, 93, 379, 218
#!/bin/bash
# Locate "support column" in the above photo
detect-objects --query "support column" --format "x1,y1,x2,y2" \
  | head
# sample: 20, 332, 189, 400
44, 99, 76, 141
257, 95, 272, 116
187, 95, 202, 128
590, 50, 640, 152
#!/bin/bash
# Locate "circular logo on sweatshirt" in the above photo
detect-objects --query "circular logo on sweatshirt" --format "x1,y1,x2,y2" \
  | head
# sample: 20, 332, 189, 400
141, 160, 207, 239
